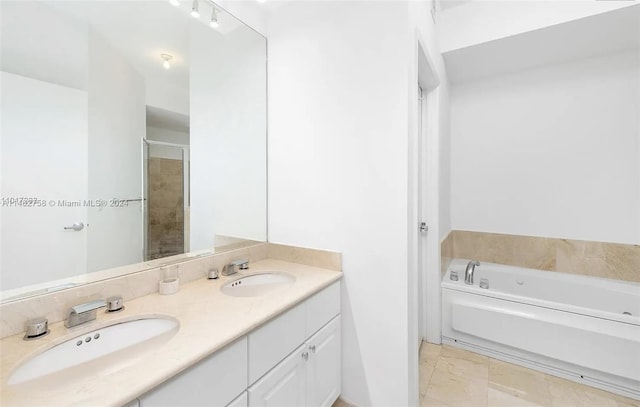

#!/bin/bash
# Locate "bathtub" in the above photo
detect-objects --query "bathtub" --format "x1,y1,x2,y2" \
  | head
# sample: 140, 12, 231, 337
441, 259, 640, 400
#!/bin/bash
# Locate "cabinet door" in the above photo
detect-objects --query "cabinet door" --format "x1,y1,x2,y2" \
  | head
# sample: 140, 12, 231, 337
227, 391, 248, 407
139, 337, 247, 407
248, 344, 307, 407
306, 316, 341, 407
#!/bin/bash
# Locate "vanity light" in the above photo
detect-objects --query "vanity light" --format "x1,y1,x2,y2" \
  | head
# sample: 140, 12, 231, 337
160, 54, 173, 70
209, 8, 219, 28
169, 0, 180, 6
190, 0, 200, 18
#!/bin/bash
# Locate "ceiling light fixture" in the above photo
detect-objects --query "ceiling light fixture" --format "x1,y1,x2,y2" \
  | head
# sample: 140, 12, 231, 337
160, 54, 173, 70
169, 0, 180, 6
256, 0, 266, 3
209, 8, 219, 28
190, 0, 200, 18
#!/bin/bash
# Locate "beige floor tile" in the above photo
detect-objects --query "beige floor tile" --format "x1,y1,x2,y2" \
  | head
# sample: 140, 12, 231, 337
488, 387, 550, 407
436, 351, 489, 381
332, 398, 353, 407
420, 361, 436, 396
488, 359, 552, 407
421, 345, 637, 407
440, 345, 489, 365
426, 366, 488, 407
616, 397, 640, 407
422, 395, 455, 407
420, 342, 442, 367
545, 375, 631, 407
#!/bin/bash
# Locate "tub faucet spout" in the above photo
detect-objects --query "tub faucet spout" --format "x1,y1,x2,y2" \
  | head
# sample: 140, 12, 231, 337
464, 261, 480, 285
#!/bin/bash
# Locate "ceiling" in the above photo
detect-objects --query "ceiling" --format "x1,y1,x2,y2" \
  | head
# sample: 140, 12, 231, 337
443, 4, 640, 84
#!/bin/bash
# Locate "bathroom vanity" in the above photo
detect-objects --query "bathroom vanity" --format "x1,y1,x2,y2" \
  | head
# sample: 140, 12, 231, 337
134, 281, 341, 407
0, 255, 342, 407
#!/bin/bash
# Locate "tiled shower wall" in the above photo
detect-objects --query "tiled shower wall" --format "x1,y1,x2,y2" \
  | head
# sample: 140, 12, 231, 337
148, 157, 184, 260
440, 231, 640, 283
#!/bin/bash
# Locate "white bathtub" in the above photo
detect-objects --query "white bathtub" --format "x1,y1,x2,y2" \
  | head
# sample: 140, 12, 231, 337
442, 259, 640, 400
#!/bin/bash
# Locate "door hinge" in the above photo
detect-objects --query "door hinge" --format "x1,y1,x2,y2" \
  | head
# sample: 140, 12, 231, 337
420, 222, 429, 233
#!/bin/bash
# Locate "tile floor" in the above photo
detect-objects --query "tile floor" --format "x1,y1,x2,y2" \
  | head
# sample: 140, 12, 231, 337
419, 343, 640, 407
332, 343, 639, 407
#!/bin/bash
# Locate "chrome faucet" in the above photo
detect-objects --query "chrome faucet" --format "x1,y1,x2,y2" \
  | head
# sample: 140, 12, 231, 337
65, 299, 107, 328
222, 258, 249, 276
464, 260, 480, 285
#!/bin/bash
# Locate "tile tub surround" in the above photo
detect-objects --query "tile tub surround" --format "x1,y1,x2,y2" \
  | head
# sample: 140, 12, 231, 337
0, 259, 342, 406
440, 230, 640, 283
419, 343, 640, 407
441, 233, 454, 277
0, 243, 341, 339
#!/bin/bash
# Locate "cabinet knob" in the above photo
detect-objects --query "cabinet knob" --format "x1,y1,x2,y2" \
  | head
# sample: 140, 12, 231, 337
309, 345, 316, 353
301, 351, 309, 361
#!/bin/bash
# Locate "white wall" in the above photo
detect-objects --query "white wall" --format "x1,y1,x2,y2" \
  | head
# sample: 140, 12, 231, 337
267, 2, 415, 405
438, 0, 637, 53
451, 51, 640, 245
190, 22, 267, 249
146, 80, 190, 117
0, 1, 88, 90
87, 32, 146, 272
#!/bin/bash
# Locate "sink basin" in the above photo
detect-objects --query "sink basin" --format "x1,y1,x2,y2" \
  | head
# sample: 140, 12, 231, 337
8, 316, 179, 385
221, 272, 296, 297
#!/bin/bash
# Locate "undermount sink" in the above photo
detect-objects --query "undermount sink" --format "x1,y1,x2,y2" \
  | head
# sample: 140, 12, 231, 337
8, 316, 179, 385
221, 272, 296, 297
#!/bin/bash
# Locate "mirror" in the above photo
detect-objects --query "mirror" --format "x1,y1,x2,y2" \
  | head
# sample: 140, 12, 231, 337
0, 0, 267, 302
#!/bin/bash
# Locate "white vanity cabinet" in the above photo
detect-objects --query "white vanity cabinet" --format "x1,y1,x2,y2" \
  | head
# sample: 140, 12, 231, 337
248, 282, 341, 407
248, 316, 341, 407
131, 281, 341, 407
137, 337, 247, 407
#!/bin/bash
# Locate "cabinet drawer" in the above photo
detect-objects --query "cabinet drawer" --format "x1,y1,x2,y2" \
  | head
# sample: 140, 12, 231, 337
139, 337, 247, 407
305, 282, 340, 338
248, 302, 305, 384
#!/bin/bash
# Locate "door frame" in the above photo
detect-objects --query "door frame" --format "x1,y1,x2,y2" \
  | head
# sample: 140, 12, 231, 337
409, 31, 442, 346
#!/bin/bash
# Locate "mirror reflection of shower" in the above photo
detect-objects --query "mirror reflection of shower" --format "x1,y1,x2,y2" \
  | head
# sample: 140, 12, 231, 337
144, 106, 190, 261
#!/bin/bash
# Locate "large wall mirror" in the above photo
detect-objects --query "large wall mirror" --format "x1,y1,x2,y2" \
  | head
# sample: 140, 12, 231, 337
0, 0, 267, 302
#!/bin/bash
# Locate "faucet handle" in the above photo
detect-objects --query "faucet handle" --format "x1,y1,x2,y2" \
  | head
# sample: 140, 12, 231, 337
106, 296, 124, 313
24, 317, 49, 340
230, 258, 249, 270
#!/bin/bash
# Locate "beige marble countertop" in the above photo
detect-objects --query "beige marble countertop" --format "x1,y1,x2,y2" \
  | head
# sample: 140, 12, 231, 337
0, 259, 342, 407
